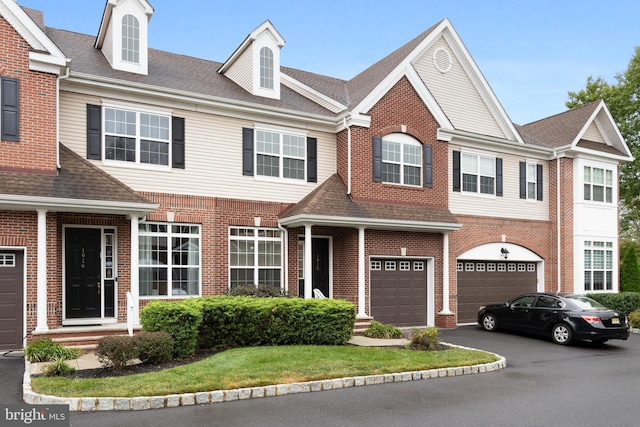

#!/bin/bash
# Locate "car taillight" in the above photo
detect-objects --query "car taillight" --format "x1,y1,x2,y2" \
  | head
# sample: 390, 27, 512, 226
582, 315, 601, 324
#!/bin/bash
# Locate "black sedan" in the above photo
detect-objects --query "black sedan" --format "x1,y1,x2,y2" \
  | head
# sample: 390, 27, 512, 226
478, 293, 630, 345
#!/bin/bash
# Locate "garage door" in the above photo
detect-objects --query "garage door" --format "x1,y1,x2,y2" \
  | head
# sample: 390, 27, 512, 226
370, 259, 427, 327
0, 251, 24, 351
457, 261, 537, 324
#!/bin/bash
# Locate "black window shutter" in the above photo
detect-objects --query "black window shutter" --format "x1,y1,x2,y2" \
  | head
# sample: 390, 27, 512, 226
86, 104, 102, 160
307, 137, 317, 183
172, 117, 185, 169
423, 144, 433, 188
453, 151, 460, 192
536, 164, 543, 201
519, 161, 526, 199
372, 136, 382, 182
1, 77, 19, 142
496, 158, 503, 197
242, 127, 254, 176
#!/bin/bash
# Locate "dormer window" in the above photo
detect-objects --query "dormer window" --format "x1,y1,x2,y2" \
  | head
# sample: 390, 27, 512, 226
95, 0, 153, 75
122, 14, 140, 64
260, 47, 274, 89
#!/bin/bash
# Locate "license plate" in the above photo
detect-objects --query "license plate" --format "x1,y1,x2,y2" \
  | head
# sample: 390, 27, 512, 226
612, 317, 620, 325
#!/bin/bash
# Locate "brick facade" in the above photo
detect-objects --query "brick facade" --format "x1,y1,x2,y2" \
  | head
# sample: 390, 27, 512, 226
0, 16, 58, 173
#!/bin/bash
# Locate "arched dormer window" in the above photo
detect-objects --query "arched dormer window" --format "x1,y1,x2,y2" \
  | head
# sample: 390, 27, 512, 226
122, 14, 140, 63
260, 47, 274, 89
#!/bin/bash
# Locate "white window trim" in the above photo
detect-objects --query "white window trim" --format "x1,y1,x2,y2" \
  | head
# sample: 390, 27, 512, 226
254, 125, 308, 183
583, 165, 614, 204
228, 227, 283, 288
381, 133, 423, 187
101, 100, 174, 171
526, 161, 538, 201
138, 222, 202, 299
461, 151, 496, 198
583, 240, 615, 292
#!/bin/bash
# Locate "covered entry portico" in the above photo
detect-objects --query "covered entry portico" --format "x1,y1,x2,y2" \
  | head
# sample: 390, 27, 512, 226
279, 174, 461, 326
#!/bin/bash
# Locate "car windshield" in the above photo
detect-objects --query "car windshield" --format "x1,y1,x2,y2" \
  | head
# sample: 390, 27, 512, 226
565, 295, 608, 310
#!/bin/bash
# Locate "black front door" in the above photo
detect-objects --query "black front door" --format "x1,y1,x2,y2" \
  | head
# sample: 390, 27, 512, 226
65, 228, 101, 319
312, 238, 330, 298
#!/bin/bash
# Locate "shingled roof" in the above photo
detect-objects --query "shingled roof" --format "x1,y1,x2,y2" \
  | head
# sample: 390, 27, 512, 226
0, 144, 156, 214
280, 174, 460, 231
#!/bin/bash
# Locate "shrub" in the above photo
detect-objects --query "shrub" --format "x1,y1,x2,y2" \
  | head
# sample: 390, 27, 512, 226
197, 296, 355, 348
587, 292, 640, 315
362, 321, 403, 339
140, 300, 203, 359
408, 327, 442, 351
136, 331, 174, 365
96, 335, 139, 371
620, 244, 640, 292
40, 359, 75, 377
227, 283, 289, 297
25, 339, 81, 363
628, 309, 640, 328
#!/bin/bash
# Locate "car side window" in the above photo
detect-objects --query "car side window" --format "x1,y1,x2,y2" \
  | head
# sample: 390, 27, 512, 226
535, 296, 564, 309
511, 295, 535, 308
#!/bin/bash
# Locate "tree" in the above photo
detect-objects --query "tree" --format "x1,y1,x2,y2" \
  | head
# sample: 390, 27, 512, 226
567, 47, 640, 241
620, 243, 640, 292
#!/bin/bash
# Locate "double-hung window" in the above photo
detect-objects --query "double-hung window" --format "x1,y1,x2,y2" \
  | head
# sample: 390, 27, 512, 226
104, 106, 171, 167
584, 166, 613, 203
462, 153, 495, 195
584, 241, 613, 291
139, 223, 201, 297
229, 227, 282, 288
381, 137, 422, 186
256, 129, 306, 180
527, 163, 537, 199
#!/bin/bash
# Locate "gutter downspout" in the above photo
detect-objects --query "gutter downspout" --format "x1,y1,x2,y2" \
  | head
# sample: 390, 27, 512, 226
56, 60, 71, 168
555, 151, 561, 292
278, 223, 288, 293
344, 117, 352, 195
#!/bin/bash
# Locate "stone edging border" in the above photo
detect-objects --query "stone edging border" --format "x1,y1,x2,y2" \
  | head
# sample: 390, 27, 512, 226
23, 342, 506, 412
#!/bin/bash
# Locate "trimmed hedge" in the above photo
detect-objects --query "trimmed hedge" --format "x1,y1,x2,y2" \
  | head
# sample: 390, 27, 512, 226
140, 296, 356, 357
195, 296, 356, 348
586, 292, 640, 316
140, 300, 202, 359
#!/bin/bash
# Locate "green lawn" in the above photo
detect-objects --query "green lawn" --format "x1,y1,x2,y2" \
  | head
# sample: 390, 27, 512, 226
31, 345, 498, 398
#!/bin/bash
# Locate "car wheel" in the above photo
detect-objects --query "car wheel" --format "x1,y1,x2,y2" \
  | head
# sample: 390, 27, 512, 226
551, 323, 573, 345
481, 313, 498, 332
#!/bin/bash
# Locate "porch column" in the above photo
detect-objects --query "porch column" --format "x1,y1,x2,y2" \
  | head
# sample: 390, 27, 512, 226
35, 209, 48, 332
439, 232, 453, 315
130, 215, 140, 325
357, 226, 367, 318
304, 224, 312, 299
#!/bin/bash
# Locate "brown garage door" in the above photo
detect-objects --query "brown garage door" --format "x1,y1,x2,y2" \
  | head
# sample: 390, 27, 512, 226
0, 250, 23, 351
457, 261, 537, 324
370, 259, 427, 327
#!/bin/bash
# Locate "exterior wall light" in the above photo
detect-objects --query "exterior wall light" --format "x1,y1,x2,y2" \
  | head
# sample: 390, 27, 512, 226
500, 247, 510, 260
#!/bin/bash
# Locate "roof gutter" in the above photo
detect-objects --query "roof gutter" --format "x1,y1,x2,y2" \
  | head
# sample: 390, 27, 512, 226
0, 195, 158, 216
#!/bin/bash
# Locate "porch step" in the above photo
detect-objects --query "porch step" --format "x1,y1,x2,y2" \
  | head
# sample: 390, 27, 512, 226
353, 319, 373, 336
31, 324, 139, 351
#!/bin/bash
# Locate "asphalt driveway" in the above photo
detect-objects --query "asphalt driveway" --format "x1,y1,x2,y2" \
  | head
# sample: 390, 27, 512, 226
5, 328, 640, 426
0, 350, 25, 404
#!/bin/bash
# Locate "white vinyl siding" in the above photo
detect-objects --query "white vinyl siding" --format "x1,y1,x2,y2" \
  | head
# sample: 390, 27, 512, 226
224, 47, 254, 94
449, 146, 549, 220
59, 92, 335, 203
413, 36, 506, 139
582, 122, 606, 143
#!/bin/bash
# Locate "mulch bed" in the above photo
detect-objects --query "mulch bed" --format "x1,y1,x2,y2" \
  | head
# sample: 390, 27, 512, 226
65, 348, 222, 379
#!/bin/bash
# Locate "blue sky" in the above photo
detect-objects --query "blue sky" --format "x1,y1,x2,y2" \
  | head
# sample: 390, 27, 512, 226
17, 0, 640, 125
